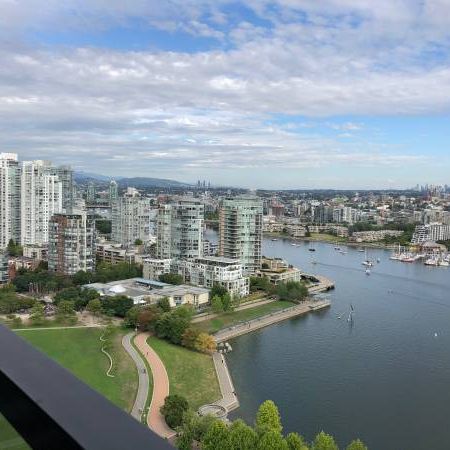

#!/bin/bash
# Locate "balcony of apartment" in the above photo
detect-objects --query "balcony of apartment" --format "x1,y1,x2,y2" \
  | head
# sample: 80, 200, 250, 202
0, 324, 171, 450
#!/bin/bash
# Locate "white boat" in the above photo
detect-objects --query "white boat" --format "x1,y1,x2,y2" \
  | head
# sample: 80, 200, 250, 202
424, 258, 438, 266
271, 238, 278, 241
365, 268, 371, 275
362, 249, 373, 267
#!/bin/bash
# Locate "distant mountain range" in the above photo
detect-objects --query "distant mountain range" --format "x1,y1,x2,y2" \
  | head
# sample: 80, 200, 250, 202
74, 171, 191, 188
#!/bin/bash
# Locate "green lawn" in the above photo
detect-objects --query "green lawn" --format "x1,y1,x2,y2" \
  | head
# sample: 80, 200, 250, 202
0, 414, 30, 450
15, 327, 137, 412
147, 337, 220, 410
193, 300, 294, 334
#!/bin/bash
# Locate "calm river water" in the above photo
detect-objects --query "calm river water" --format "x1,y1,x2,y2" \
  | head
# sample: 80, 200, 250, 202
207, 231, 450, 450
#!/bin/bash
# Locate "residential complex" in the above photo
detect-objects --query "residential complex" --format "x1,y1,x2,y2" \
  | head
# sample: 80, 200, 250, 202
256, 257, 303, 285
174, 256, 250, 298
0, 153, 21, 248
219, 196, 263, 275
111, 187, 152, 246
48, 211, 95, 275
20, 160, 63, 246
412, 223, 450, 244
156, 198, 204, 259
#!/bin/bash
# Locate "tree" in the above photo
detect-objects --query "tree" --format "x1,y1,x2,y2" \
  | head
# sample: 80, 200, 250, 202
275, 281, 308, 303
137, 306, 161, 331
311, 432, 339, 450
134, 238, 143, 245
160, 395, 189, 429
57, 300, 75, 317
154, 311, 190, 344
175, 410, 217, 450
210, 283, 227, 299
211, 295, 223, 313
95, 219, 112, 234
158, 296, 171, 312
257, 430, 288, 450
7, 239, 22, 256
195, 332, 216, 354
159, 273, 183, 285
345, 439, 367, 450
250, 276, 273, 293
222, 292, 233, 312
87, 298, 102, 316
29, 302, 45, 325
286, 432, 309, 450
181, 327, 200, 350
229, 419, 258, 450
202, 420, 232, 450
255, 400, 283, 435
100, 295, 133, 317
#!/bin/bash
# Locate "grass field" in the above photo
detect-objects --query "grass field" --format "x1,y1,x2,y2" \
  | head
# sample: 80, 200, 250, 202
193, 300, 294, 334
147, 337, 220, 411
16, 327, 137, 412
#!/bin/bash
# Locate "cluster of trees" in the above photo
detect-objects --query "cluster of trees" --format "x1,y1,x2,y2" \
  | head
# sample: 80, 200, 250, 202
95, 219, 111, 235
0, 285, 35, 314
159, 273, 184, 285
125, 302, 216, 354
174, 399, 367, 450
437, 240, 450, 250
12, 262, 142, 294
7, 239, 23, 256
210, 283, 233, 313
250, 278, 308, 303
275, 281, 308, 303
53, 287, 100, 311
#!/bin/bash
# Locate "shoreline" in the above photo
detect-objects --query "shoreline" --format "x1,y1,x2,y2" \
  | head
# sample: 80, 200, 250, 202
209, 298, 332, 417
264, 232, 399, 250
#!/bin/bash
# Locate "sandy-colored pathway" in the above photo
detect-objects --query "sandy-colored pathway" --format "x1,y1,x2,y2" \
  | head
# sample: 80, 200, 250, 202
134, 332, 175, 440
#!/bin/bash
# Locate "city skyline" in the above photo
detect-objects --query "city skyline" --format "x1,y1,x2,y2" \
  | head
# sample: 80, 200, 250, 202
1, 1, 450, 188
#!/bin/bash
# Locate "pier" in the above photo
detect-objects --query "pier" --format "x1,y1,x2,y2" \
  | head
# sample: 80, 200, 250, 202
304, 274, 335, 294
214, 299, 331, 343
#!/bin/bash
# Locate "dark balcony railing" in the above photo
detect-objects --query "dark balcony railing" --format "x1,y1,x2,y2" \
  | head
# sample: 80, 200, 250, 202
0, 324, 171, 450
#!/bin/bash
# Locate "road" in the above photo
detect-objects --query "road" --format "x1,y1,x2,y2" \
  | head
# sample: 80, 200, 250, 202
121, 333, 149, 422
134, 332, 175, 440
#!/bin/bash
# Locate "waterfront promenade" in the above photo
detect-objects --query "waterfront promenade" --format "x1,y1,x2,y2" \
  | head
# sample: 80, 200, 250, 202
214, 299, 331, 342
210, 352, 239, 412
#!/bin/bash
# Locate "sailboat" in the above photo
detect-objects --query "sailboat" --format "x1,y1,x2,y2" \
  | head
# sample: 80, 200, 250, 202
362, 249, 373, 267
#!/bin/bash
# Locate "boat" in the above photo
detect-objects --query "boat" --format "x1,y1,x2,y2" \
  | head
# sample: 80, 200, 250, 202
362, 249, 373, 267
424, 258, 438, 266
377, 258, 381, 263
365, 268, 371, 275
347, 304, 354, 323
271, 238, 278, 241
308, 248, 316, 252
339, 250, 347, 255
358, 248, 365, 252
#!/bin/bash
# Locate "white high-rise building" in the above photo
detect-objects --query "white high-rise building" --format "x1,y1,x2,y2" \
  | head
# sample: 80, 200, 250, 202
219, 196, 263, 275
48, 211, 95, 275
20, 160, 63, 246
0, 153, 21, 249
111, 188, 151, 246
156, 198, 204, 260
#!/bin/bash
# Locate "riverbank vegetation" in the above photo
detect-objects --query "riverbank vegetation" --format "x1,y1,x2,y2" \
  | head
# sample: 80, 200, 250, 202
16, 327, 137, 411
174, 399, 367, 450
148, 336, 220, 410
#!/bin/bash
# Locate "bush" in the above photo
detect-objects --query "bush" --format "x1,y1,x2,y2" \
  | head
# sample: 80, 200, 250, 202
0, 286, 35, 314
160, 395, 189, 429
159, 273, 183, 285
275, 281, 308, 303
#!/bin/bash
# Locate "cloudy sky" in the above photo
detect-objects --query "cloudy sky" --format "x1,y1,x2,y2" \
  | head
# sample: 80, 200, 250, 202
1, 0, 449, 188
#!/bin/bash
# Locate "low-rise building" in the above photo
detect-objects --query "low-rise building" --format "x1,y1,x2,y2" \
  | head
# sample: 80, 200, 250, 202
176, 256, 249, 298
83, 277, 209, 308
143, 258, 172, 280
350, 229, 403, 242
23, 245, 47, 261
96, 242, 136, 265
256, 257, 303, 285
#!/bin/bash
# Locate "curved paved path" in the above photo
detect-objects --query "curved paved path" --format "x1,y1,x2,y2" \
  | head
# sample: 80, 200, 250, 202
134, 332, 175, 439
122, 333, 149, 421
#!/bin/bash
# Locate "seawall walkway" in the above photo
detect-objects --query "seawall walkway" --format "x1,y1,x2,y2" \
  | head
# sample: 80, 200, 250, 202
214, 300, 331, 343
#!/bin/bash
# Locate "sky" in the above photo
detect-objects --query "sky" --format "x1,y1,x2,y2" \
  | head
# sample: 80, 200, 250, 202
1, 0, 450, 189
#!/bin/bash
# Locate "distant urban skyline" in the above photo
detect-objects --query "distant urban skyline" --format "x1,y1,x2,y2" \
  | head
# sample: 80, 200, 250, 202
1, 1, 450, 188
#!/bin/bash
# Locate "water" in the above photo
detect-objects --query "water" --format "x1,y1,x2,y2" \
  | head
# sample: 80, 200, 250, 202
220, 236, 450, 450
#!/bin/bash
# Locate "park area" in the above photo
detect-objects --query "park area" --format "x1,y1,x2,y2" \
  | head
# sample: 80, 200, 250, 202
147, 336, 220, 410
15, 327, 138, 411
193, 300, 294, 334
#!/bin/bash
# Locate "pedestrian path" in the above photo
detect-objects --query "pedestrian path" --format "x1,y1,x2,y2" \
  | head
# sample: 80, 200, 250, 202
134, 333, 175, 440
121, 333, 149, 421
211, 352, 239, 412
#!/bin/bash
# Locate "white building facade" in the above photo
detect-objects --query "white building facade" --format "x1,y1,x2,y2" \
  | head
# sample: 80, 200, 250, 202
176, 256, 249, 298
